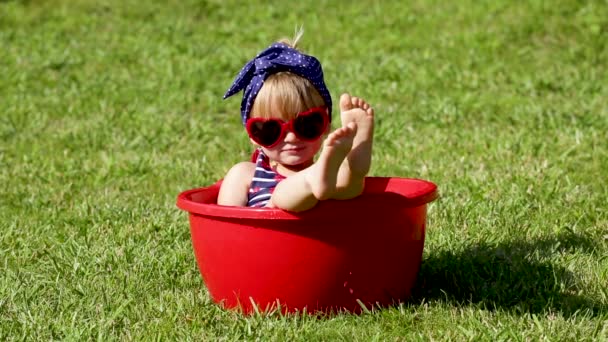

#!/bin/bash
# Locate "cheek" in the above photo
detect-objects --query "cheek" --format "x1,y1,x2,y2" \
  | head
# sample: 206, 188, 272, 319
259, 147, 277, 157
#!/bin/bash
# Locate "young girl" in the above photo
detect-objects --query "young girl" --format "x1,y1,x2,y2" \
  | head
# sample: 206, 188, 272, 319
218, 35, 374, 212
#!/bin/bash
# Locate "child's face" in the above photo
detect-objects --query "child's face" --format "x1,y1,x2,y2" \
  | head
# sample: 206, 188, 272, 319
249, 93, 328, 168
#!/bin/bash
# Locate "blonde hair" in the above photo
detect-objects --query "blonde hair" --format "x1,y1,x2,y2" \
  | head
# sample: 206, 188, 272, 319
249, 28, 328, 121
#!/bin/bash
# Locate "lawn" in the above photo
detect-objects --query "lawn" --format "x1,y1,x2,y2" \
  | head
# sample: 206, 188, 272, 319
1, 0, 607, 340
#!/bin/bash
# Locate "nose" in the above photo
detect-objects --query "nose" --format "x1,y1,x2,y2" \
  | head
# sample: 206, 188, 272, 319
283, 130, 298, 143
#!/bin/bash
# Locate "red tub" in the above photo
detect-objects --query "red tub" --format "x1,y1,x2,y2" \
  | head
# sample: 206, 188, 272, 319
177, 176, 438, 314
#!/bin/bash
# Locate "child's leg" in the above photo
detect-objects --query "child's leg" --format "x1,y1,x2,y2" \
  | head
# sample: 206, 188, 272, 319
333, 93, 375, 200
270, 123, 357, 212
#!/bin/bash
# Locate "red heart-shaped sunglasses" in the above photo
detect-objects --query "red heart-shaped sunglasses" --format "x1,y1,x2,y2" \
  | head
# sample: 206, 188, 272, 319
245, 106, 329, 148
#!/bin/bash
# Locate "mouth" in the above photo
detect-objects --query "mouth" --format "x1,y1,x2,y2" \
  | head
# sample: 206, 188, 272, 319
282, 146, 305, 152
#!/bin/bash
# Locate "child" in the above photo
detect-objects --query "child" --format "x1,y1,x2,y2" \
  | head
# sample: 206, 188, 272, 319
218, 35, 374, 212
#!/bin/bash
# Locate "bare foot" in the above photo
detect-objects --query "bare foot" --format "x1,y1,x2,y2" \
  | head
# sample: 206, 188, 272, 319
332, 94, 374, 199
339, 93, 375, 176
306, 123, 357, 200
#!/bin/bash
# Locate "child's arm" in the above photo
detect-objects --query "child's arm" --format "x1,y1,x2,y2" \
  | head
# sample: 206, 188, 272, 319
217, 162, 255, 207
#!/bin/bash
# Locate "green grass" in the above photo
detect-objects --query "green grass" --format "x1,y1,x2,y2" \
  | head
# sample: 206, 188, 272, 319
1, 0, 607, 339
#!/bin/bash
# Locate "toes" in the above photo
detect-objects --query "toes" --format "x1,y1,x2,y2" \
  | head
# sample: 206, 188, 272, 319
337, 125, 355, 137
349, 96, 372, 111
326, 124, 357, 144
367, 106, 374, 117
330, 128, 343, 139
346, 122, 358, 134
342, 93, 373, 115
340, 93, 353, 112
324, 133, 336, 146
358, 98, 370, 110
326, 128, 343, 142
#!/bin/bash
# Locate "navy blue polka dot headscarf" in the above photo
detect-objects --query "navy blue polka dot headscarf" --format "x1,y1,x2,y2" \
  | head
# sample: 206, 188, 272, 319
223, 42, 332, 126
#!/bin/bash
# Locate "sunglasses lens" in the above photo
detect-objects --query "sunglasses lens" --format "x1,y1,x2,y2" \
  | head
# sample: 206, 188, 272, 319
293, 111, 326, 140
250, 120, 282, 147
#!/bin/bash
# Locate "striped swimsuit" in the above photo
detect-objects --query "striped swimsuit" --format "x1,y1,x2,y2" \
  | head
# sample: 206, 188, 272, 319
247, 149, 286, 207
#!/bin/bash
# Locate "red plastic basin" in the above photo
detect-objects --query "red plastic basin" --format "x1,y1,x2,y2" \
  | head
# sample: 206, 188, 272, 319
176, 177, 438, 314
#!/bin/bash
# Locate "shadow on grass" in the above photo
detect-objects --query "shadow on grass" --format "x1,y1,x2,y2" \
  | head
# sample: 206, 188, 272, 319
411, 230, 606, 317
